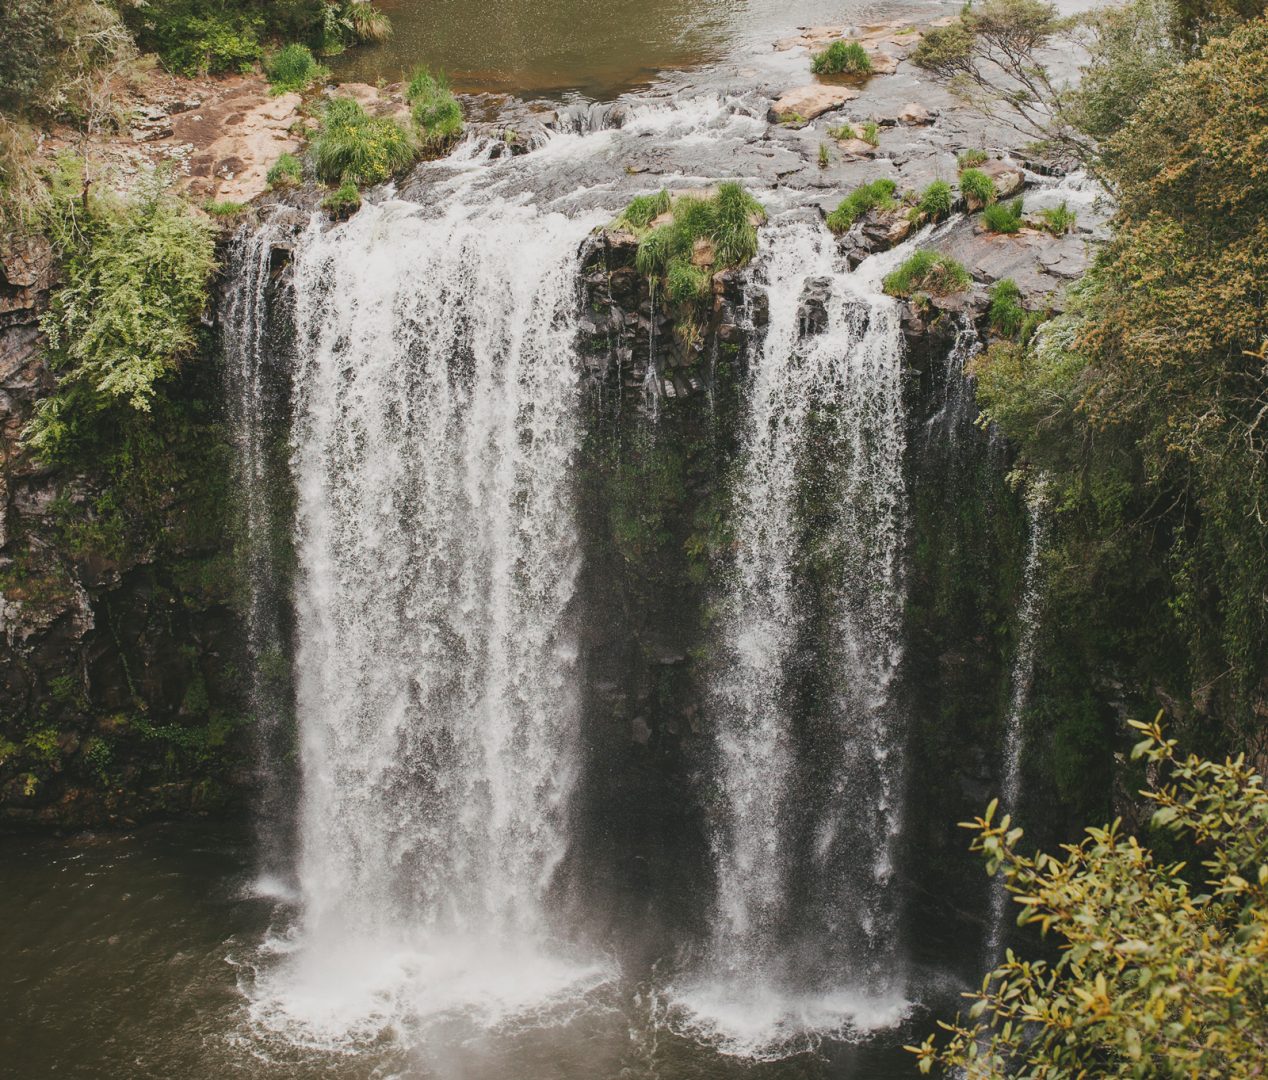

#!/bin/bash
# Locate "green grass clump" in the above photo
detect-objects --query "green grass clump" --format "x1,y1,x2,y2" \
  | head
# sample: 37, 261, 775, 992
988, 278, 1025, 336
265, 44, 327, 94
203, 199, 248, 216
818, 143, 831, 168
915, 180, 953, 222
825, 178, 898, 233
616, 189, 672, 231
982, 198, 1024, 233
266, 152, 303, 188
811, 40, 873, 75
957, 148, 989, 169
1039, 201, 1077, 235
345, 1, 392, 43
882, 249, 971, 297
312, 97, 416, 185
827, 122, 857, 141
860, 120, 880, 146
406, 66, 463, 151
321, 179, 362, 218
959, 167, 996, 206
633, 182, 766, 315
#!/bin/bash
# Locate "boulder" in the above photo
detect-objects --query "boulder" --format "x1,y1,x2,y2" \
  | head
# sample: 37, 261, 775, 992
768, 85, 859, 124
896, 102, 934, 125
979, 158, 1025, 199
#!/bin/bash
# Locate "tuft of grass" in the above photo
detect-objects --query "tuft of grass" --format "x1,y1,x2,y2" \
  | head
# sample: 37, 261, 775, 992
882, 249, 971, 297
957, 148, 989, 169
825, 178, 897, 233
345, 1, 392, 43
811, 39, 873, 75
1039, 201, 1077, 235
988, 278, 1025, 336
311, 96, 416, 185
827, 122, 857, 141
203, 199, 248, 217
982, 197, 1024, 233
265, 44, 327, 94
666, 260, 712, 304
321, 179, 361, 218
266, 152, 303, 188
959, 167, 996, 206
615, 189, 672, 231
860, 120, 880, 146
712, 181, 766, 266
406, 66, 463, 151
818, 142, 831, 168
915, 179, 953, 222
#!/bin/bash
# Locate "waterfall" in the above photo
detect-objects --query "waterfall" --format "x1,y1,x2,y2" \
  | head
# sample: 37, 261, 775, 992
223, 221, 296, 892
673, 223, 912, 1051
244, 196, 610, 1042
984, 477, 1048, 964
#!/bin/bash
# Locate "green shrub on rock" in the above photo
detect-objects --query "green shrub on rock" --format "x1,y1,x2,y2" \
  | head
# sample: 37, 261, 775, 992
1039, 201, 1077, 234
914, 179, 953, 222
825, 178, 897, 233
321, 178, 362, 219
811, 39, 872, 75
982, 197, 1024, 233
987, 278, 1025, 336
406, 65, 463, 151
882, 250, 971, 297
266, 151, 303, 187
265, 43, 327, 93
959, 166, 996, 206
311, 96, 416, 185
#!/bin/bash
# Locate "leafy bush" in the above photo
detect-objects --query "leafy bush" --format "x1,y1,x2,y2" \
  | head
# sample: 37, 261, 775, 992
406, 66, 463, 150
1039, 200, 1078, 234
825, 178, 897, 233
27, 166, 217, 460
266, 151, 303, 187
982, 197, 1024, 233
126, 0, 264, 75
311, 96, 416, 185
860, 120, 880, 145
265, 43, 326, 93
959, 166, 996, 205
910, 720, 1268, 1077
957, 148, 989, 169
882, 250, 971, 297
988, 278, 1025, 336
810, 39, 872, 75
914, 179, 953, 221
321, 178, 361, 218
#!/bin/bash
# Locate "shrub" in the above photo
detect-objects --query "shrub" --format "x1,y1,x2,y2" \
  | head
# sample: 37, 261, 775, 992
825, 178, 897, 233
982, 197, 1024, 233
311, 96, 416, 185
915, 179, 953, 221
712, 181, 765, 265
126, 0, 264, 76
265, 43, 327, 93
1039, 200, 1077, 234
860, 120, 880, 146
987, 278, 1025, 336
881, 249, 971, 297
827, 122, 857, 140
959, 166, 996, 205
666, 260, 712, 304
266, 152, 303, 188
810, 39, 872, 75
27, 167, 217, 460
406, 65, 463, 150
203, 200, 249, 217
321, 179, 361, 218
910, 720, 1268, 1077
957, 148, 989, 169
615, 189, 671, 231
0, 116, 49, 231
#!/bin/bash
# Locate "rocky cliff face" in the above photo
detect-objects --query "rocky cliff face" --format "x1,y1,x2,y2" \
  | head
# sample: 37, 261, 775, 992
0, 236, 250, 830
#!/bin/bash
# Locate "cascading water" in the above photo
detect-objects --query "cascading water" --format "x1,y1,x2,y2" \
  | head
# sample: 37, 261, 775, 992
672, 223, 912, 1051
245, 195, 611, 1042
984, 477, 1048, 964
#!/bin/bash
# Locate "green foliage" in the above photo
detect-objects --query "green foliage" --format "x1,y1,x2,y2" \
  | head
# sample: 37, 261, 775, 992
321, 178, 361, 217
633, 183, 765, 285
988, 278, 1026, 337
827, 122, 856, 140
311, 96, 416, 185
915, 179, 953, 222
26, 166, 217, 462
957, 148, 989, 169
126, 0, 264, 75
266, 151, 303, 187
810, 39, 873, 75
343, 0, 391, 43
982, 197, 1024, 233
817, 142, 830, 168
265, 42, 326, 92
825, 178, 897, 233
614, 189, 671, 231
406, 66, 463, 151
860, 120, 880, 146
959, 166, 996, 205
666, 260, 712, 304
0, 116, 49, 232
202, 199, 249, 217
1038, 200, 1077, 234
910, 720, 1268, 1077
882, 250, 972, 297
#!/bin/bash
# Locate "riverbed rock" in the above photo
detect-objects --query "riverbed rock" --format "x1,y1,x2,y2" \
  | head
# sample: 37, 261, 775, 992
768, 85, 859, 124
896, 102, 934, 125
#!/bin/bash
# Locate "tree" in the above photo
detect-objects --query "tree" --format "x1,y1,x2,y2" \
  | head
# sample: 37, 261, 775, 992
909, 719, 1268, 1077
